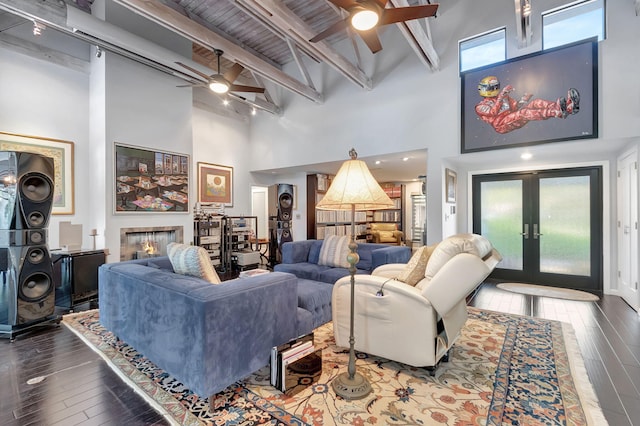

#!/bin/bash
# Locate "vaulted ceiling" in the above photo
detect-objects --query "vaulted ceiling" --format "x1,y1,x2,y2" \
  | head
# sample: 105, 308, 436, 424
0, 0, 442, 115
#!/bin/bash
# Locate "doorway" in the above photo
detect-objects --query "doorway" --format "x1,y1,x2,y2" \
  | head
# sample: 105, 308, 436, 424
617, 152, 639, 311
472, 167, 603, 292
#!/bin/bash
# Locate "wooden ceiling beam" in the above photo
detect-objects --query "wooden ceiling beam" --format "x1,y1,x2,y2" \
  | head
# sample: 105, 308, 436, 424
388, 0, 439, 70
114, 0, 323, 103
237, 0, 372, 90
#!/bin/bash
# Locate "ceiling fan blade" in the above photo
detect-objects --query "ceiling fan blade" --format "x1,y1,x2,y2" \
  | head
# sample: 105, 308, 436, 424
310, 19, 349, 43
175, 62, 212, 81
326, 0, 358, 9
359, 29, 383, 54
379, 4, 439, 26
229, 84, 265, 94
176, 83, 208, 88
371, 0, 388, 8
223, 63, 244, 83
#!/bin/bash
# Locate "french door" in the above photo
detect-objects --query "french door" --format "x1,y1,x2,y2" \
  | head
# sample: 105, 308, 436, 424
472, 167, 603, 292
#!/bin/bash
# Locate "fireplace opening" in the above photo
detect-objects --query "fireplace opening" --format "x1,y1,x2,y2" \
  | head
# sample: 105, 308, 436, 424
120, 226, 184, 261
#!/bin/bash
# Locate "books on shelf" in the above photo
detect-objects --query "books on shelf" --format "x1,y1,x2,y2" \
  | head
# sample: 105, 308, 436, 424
270, 333, 322, 394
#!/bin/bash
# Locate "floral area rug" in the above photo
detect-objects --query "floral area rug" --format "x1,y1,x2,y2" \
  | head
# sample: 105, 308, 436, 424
62, 308, 607, 425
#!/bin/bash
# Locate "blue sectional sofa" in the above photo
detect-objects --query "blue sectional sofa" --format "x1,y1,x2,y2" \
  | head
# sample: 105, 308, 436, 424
98, 242, 409, 399
274, 240, 411, 328
98, 257, 301, 398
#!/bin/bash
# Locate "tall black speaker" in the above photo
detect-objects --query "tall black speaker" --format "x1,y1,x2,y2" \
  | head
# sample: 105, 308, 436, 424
268, 184, 294, 265
0, 151, 55, 337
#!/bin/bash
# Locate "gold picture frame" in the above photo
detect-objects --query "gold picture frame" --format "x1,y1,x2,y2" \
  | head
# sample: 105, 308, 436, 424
445, 168, 457, 204
0, 131, 75, 215
197, 162, 233, 207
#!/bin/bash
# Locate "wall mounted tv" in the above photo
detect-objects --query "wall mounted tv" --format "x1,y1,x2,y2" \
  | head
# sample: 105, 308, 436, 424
461, 37, 598, 153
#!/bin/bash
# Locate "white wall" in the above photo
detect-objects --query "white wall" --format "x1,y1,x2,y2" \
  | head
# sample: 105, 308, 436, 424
0, 48, 91, 249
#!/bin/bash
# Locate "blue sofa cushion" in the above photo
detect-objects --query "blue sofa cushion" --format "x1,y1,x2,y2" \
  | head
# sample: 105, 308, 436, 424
296, 279, 334, 330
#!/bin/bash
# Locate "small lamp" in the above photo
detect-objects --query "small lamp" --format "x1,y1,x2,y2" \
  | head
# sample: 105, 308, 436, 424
316, 148, 394, 400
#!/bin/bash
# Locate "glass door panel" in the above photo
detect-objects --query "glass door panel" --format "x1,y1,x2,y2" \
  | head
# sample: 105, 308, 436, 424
539, 176, 591, 276
480, 180, 523, 270
473, 167, 602, 291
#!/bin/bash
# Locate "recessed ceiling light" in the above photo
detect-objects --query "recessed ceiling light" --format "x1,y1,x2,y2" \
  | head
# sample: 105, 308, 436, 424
375, 160, 381, 165
402, 157, 409, 162
521, 152, 533, 160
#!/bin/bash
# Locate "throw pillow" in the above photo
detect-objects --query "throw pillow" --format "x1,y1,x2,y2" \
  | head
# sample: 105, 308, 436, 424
397, 244, 435, 287
318, 235, 350, 268
166, 242, 221, 284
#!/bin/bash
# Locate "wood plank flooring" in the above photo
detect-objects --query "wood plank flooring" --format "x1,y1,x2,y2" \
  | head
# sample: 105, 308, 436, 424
1, 282, 638, 425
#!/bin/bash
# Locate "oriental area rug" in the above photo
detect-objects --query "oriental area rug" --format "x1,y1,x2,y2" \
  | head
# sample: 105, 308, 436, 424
62, 308, 607, 426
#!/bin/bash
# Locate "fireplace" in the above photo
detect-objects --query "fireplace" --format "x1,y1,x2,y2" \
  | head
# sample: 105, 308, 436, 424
120, 226, 184, 261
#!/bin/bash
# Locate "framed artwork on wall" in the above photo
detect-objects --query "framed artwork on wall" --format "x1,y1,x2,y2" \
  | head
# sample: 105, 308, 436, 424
197, 162, 233, 207
445, 168, 457, 203
114, 142, 189, 213
0, 131, 75, 215
461, 38, 598, 153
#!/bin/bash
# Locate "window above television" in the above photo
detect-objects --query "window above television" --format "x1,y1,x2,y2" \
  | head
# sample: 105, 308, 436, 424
459, 28, 506, 73
543, 0, 605, 50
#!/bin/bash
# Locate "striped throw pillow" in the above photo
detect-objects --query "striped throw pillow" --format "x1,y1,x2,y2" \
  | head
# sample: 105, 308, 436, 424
167, 242, 221, 284
318, 235, 350, 268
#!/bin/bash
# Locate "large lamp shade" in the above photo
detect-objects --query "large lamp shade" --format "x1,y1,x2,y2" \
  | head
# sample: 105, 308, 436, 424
316, 149, 394, 211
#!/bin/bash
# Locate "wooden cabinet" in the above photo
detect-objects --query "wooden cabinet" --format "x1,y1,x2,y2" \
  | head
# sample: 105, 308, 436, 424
372, 183, 405, 231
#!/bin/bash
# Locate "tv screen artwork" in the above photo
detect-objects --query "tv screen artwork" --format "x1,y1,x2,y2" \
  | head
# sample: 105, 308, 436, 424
461, 38, 598, 153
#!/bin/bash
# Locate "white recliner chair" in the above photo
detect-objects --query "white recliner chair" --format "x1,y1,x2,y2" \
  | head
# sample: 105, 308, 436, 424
332, 233, 501, 371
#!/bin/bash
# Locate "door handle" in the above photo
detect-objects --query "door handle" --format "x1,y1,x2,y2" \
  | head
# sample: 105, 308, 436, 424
533, 224, 543, 239
520, 223, 529, 239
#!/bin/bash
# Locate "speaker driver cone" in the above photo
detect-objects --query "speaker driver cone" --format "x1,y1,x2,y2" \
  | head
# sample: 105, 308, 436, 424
27, 211, 46, 228
19, 272, 52, 302
27, 247, 46, 264
21, 174, 52, 202
279, 194, 292, 209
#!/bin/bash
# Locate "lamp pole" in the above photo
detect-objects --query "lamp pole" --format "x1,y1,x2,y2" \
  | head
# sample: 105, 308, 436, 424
331, 203, 372, 399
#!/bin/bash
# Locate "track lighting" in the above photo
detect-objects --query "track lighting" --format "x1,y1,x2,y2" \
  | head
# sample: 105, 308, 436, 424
32, 21, 44, 36
95, 46, 102, 58
251, 108, 257, 116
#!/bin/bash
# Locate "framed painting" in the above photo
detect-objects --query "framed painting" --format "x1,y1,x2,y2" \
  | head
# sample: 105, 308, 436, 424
198, 162, 233, 206
461, 38, 598, 153
445, 168, 457, 203
114, 142, 189, 213
0, 131, 74, 214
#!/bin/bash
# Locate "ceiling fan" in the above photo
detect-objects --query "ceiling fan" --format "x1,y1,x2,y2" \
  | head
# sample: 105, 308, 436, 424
176, 49, 264, 95
310, 0, 439, 54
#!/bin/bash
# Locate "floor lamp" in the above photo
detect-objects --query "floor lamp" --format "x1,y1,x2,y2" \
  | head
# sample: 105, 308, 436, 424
316, 148, 394, 400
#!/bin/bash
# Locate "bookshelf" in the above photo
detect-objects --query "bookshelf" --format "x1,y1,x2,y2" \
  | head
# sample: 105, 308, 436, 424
306, 174, 403, 241
370, 183, 405, 233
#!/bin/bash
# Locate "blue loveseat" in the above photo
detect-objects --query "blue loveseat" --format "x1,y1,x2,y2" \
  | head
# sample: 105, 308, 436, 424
98, 257, 302, 398
274, 240, 411, 329
274, 239, 411, 283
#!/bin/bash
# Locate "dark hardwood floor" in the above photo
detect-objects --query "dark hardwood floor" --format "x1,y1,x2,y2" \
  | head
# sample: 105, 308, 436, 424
1, 283, 638, 425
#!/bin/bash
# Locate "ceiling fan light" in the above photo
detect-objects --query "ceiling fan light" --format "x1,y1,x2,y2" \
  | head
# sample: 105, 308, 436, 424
209, 80, 229, 94
351, 8, 379, 31
209, 75, 230, 94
